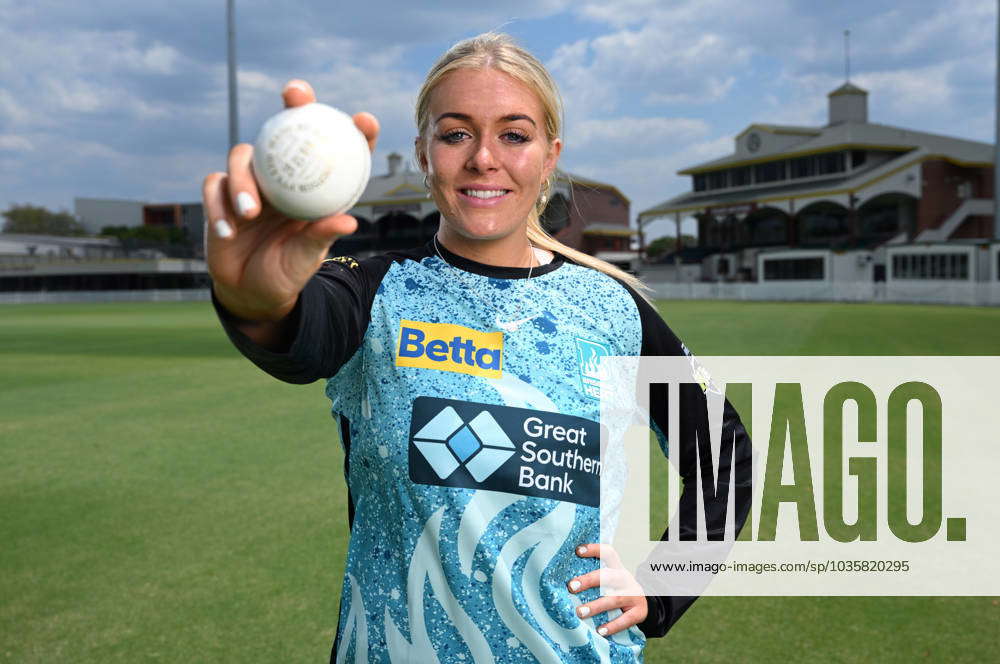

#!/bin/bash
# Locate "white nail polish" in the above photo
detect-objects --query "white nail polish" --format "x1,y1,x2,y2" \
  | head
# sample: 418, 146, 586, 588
598, 627, 608, 636
237, 192, 256, 216
283, 80, 310, 94
569, 580, 581, 591
578, 606, 590, 617
577, 545, 588, 555
214, 219, 234, 238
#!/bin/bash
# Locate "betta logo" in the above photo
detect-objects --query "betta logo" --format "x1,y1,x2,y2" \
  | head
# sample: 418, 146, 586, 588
396, 320, 503, 378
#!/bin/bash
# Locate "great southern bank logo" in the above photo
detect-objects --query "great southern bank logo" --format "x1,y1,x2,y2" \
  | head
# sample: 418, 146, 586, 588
411, 404, 516, 482
396, 319, 503, 379
408, 397, 603, 507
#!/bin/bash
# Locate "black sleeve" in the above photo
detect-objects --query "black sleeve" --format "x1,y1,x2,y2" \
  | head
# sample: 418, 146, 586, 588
625, 291, 754, 639
211, 256, 387, 384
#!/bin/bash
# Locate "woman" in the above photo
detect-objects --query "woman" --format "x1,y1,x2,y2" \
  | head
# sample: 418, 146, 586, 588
204, 32, 751, 663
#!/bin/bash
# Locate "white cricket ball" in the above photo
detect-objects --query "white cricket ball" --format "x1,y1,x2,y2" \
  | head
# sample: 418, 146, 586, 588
251, 102, 371, 221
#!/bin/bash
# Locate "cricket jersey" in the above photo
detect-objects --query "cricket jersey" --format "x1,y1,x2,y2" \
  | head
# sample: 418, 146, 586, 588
213, 241, 752, 663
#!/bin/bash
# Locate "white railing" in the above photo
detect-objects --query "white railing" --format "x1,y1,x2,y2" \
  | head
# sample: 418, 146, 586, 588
645, 280, 1000, 306
0, 289, 211, 305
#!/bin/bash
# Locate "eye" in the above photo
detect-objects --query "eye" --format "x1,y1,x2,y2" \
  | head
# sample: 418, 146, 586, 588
502, 129, 530, 144
439, 129, 470, 144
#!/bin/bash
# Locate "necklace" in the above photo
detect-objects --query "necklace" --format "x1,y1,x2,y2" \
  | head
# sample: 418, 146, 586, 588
432, 233, 543, 333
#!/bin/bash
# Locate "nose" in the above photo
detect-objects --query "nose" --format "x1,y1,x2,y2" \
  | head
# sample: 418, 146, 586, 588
466, 138, 498, 173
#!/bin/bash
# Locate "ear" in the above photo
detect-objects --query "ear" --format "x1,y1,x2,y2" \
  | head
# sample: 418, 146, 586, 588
414, 136, 429, 173
542, 137, 562, 179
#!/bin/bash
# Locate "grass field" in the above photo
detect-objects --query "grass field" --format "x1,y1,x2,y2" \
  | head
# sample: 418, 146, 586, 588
2, 300, 999, 662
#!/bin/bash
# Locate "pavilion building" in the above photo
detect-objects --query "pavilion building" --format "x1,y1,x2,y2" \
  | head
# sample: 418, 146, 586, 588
638, 82, 998, 293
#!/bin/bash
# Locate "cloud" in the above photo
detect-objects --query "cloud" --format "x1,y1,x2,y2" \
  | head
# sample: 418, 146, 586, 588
0, 135, 34, 152
548, 20, 752, 114
1, 0, 995, 224
565, 116, 710, 157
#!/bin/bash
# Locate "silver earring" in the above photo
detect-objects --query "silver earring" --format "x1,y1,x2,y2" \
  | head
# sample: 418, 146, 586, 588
423, 174, 432, 198
539, 193, 548, 206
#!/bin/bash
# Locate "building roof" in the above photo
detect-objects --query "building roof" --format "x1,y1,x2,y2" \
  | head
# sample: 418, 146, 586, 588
356, 168, 428, 207
678, 121, 992, 174
560, 172, 630, 204
827, 81, 868, 97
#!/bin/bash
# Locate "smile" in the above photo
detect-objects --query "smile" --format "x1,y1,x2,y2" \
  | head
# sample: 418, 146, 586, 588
460, 189, 510, 199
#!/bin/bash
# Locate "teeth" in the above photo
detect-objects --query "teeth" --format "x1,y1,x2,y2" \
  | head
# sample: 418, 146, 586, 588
463, 189, 507, 199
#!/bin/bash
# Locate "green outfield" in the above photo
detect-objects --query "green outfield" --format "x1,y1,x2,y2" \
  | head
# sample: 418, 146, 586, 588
2, 300, 998, 662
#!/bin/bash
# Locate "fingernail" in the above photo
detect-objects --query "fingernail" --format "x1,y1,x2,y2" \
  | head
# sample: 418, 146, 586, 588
569, 580, 581, 592
214, 219, 233, 239
237, 192, 256, 217
577, 545, 588, 555
598, 626, 608, 637
578, 605, 590, 617
283, 80, 310, 94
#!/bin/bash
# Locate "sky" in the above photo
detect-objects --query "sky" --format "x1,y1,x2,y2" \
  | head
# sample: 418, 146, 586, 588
0, 0, 995, 241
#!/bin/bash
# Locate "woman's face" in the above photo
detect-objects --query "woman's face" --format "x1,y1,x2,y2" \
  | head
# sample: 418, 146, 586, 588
419, 68, 562, 244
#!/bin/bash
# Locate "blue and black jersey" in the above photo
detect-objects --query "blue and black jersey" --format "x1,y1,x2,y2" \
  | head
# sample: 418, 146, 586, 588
214, 241, 752, 663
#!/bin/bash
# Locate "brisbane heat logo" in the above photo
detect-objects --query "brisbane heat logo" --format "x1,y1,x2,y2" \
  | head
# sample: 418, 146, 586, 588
575, 337, 610, 399
395, 320, 503, 378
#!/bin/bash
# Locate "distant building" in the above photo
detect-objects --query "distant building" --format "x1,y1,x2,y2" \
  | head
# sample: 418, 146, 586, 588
142, 202, 205, 258
75, 197, 204, 258
75, 197, 146, 234
546, 174, 637, 271
0, 232, 206, 295
3, 157, 633, 297
0, 233, 119, 259
3, 200, 207, 295
638, 81, 997, 287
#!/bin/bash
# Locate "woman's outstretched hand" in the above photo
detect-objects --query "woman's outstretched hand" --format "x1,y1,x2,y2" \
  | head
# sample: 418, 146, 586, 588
567, 543, 648, 637
202, 79, 379, 329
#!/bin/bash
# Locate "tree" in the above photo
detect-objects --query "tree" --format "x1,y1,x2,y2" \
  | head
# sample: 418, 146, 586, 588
2, 204, 87, 236
645, 234, 697, 259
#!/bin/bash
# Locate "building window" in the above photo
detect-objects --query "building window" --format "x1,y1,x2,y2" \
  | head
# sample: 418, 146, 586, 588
763, 257, 825, 280
790, 156, 815, 179
731, 167, 751, 187
754, 160, 786, 184
694, 174, 707, 192
748, 214, 788, 245
816, 151, 846, 175
851, 150, 866, 168
707, 170, 728, 190
891, 253, 968, 280
799, 203, 849, 245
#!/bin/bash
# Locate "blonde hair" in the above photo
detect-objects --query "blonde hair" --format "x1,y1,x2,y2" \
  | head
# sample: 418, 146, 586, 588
414, 32, 651, 297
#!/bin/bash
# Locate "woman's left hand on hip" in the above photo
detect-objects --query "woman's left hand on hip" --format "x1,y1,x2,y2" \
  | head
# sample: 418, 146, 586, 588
567, 542, 647, 637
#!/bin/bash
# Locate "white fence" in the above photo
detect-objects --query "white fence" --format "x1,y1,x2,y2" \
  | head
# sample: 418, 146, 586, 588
0, 289, 211, 305
646, 280, 1000, 306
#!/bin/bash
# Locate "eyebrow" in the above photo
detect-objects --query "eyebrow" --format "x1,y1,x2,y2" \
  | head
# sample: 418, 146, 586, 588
434, 112, 536, 127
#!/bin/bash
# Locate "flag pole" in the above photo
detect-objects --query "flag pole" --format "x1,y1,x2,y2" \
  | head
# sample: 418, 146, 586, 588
227, 0, 239, 149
